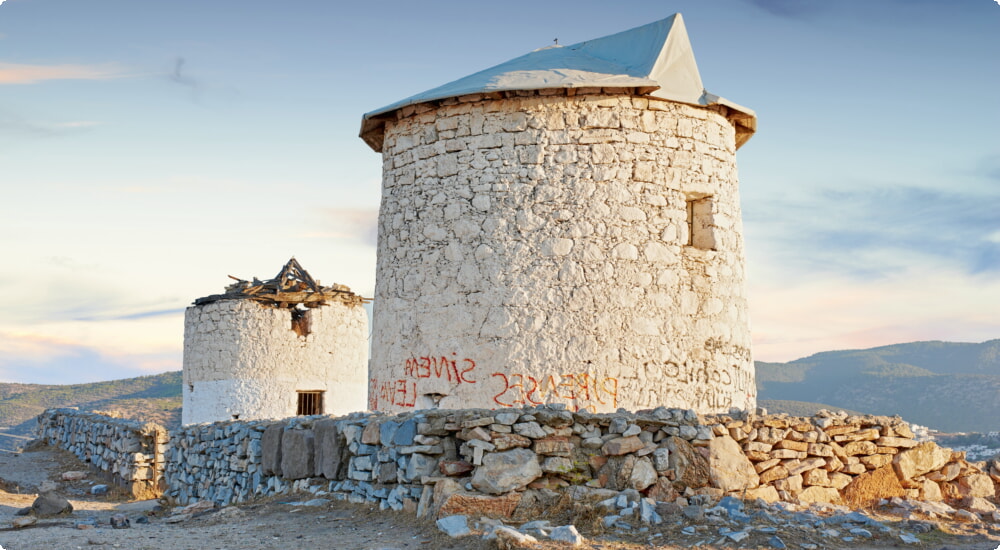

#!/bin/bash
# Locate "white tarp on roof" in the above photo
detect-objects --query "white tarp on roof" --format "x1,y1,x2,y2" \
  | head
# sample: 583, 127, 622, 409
361, 14, 755, 151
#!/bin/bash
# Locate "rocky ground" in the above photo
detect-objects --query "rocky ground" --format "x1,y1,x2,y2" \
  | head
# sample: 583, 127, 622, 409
2, 446, 1000, 550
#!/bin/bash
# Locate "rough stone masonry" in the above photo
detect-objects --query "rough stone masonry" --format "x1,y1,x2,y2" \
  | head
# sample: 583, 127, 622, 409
361, 15, 757, 414
41, 406, 1000, 518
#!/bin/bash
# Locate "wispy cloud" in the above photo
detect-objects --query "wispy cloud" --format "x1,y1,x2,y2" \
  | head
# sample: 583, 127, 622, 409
73, 308, 185, 322
0, 332, 178, 384
303, 208, 379, 246
0, 266, 184, 325
165, 57, 239, 104
749, 264, 1000, 362
0, 62, 123, 84
746, 178, 1000, 360
0, 110, 101, 138
747, 184, 1000, 278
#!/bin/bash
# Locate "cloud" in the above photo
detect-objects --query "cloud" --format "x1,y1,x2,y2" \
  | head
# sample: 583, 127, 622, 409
73, 308, 186, 322
165, 57, 239, 104
0, 332, 178, 384
0, 110, 101, 138
746, 184, 1000, 278
0, 307, 183, 384
749, 264, 1000, 362
0, 265, 184, 325
0, 62, 123, 84
303, 208, 379, 246
746, 180, 1000, 361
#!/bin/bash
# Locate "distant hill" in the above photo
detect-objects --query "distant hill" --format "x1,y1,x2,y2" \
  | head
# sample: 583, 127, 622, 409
2, 339, 999, 446
756, 339, 1000, 432
0, 371, 182, 450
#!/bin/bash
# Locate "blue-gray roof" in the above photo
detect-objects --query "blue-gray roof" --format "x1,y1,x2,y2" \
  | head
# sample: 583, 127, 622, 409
360, 14, 755, 151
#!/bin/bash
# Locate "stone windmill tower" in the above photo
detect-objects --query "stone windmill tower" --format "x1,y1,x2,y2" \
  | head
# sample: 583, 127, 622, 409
182, 259, 369, 424
360, 14, 757, 414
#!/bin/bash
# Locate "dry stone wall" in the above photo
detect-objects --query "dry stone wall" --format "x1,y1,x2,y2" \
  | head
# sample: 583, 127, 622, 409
40, 406, 999, 520
35, 409, 168, 499
182, 299, 368, 424
157, 405, 1000, 519
370, 90, 754, 414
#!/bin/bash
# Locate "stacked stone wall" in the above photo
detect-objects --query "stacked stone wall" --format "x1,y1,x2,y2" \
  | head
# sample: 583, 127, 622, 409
37, 406, 998, 518
35, 409, 168, 499
158, 406, 1000, 517
371, 90, 754, 414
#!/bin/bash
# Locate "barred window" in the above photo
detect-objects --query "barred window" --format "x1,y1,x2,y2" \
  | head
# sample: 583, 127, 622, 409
296, 390, 324, 415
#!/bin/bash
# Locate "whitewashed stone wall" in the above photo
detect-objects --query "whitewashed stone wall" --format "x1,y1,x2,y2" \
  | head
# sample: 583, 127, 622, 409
183, 299, 368, 425
370, 90, 754, 414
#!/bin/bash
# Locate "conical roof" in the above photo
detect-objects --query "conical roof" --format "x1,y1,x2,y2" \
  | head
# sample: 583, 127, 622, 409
360, 14, 755, 151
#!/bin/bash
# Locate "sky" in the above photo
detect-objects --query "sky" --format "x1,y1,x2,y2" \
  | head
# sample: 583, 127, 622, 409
1, 0, 998, 385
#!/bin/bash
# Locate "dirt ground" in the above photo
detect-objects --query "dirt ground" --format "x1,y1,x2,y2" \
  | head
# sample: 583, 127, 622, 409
1, 447, 999, 550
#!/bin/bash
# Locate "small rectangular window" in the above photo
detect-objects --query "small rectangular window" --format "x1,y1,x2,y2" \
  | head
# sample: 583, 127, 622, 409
686, 196, 716, 250
296, 390, 324, 415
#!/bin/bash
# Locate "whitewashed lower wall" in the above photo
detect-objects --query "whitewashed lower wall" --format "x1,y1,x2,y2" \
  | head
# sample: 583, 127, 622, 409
183, 299, 368, 425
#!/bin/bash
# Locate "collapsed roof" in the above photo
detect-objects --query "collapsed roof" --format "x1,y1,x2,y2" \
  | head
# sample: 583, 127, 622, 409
360, 14, 756, 152
194, 258, 367, 308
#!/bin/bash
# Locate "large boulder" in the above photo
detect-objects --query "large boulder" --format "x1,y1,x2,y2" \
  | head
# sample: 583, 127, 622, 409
893, 442, 951, 481
314, 419, 345, 479
958, 473, 995, 498
471, 449, 541, 494
707, 435, 759, 492
280, 429, 315, 480
261, 423, 285, 476
841, 465, 905, 509
665, 437, 709, 490
32, 491, 73, 517
599, 455, 657, 491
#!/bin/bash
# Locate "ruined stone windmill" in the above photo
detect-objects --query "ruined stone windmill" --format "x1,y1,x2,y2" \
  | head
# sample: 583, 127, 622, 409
182, 258, 369, 424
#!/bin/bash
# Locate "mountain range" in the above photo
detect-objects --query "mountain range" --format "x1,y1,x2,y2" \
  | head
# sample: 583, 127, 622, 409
758, 339, 1000, 432
0, 371, 181, 451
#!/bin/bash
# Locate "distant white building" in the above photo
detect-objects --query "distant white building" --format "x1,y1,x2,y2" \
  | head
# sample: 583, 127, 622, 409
182, 259, 368, 425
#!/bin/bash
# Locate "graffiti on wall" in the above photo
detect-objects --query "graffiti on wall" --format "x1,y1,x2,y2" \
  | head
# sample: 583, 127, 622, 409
370, 346, 752, 412
644, 356, 754, 410
403, 354, 477, 384
369, 377, 416, 410
491, 372, 619, 410
369, 354, 477, 410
